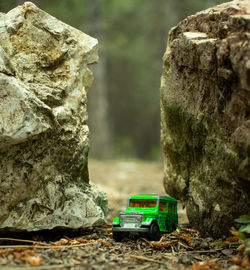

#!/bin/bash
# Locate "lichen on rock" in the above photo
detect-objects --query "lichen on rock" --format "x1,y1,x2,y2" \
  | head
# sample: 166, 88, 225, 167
0, 2, 107, 232
160, 0, 250, 237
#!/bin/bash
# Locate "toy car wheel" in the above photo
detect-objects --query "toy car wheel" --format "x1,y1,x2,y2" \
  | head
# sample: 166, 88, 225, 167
113, 231, 123, 242
148, 221, 162, 241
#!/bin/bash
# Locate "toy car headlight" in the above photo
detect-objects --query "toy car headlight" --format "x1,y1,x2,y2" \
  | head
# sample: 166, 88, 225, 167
112, 217, 120, 225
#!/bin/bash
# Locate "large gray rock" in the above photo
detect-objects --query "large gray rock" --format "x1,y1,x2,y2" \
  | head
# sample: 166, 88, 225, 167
160, 0, 250, 237
0, 2, 107, 232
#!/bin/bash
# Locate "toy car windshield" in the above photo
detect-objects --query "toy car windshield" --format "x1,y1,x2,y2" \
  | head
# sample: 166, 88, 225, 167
112, 194, 178, 242
129, 199, 157, 208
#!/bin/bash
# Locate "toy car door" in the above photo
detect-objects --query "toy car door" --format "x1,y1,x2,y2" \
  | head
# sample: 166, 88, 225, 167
166, 202, 176, 231
159, 200, 167, 231
165, 202, 173, 232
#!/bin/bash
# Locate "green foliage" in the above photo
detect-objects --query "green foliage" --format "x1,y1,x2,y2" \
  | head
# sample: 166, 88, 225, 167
211, 215, 250, 247
211, 241, 230, 247
235, 215, 250, 225
232, 215, 250, 242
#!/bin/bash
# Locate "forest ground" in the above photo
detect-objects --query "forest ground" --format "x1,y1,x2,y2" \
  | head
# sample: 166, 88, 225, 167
0, 160, 245, 269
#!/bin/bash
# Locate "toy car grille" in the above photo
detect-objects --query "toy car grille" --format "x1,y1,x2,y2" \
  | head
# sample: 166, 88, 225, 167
119, 214, 143, 227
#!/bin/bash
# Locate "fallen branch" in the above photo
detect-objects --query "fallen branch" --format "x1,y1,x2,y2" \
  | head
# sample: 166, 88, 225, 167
0, 242, 97, 249
178, 249, 220, 254
0, 264, 65, 270
131, 255, 165, 265
0, 238, 49, 246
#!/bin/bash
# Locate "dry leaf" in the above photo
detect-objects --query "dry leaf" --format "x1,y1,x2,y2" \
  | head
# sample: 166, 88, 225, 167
226, 236, 240, 243
185, 228, 200, 235
97, 240, 111, 247
53, 238, 69, 246
149, 241, 172, 250
231, 255, 241, 265
13, 248, 31, 260
237, 244, 245, 256
180, 233, 193, 244
172, 232, 193, 244
0, 250, 7, 257
24, 253, 43, 266
13, 249, 43, 266
75, 237, 89, 244
231, 228, 241, 237
241, 255, 250, 268
70, 239, 80, 245
193, 260, 220, 269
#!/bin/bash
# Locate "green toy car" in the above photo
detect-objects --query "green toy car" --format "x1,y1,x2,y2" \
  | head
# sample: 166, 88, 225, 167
112, 194, 178, 241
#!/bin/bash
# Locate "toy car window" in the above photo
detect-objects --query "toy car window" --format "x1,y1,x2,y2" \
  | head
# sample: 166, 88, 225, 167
159, 201, 166, 211
129, 199, 157, 208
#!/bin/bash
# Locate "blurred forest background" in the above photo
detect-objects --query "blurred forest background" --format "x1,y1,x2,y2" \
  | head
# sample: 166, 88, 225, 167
1, 0, 228, 161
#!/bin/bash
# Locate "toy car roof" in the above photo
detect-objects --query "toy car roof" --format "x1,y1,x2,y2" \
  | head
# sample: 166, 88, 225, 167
128, 194, 177, 203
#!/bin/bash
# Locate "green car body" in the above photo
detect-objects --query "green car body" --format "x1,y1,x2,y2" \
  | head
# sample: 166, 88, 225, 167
112, 194, 178, 241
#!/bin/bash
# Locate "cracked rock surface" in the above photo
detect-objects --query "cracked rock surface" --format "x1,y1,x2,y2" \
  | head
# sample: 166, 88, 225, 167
0, 2, 107, 232
160, 0, 250, 237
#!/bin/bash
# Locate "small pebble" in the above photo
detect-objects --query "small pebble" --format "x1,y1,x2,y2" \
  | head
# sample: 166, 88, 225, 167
179, 254, 192, 265
222, 249, 233, 256
200, 241, 209, 249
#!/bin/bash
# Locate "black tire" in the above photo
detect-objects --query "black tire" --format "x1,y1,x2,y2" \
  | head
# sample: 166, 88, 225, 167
165, 219, 169, 232
148, 222, 162, 241
172, 224, 177, 232
113, 231, 123, 242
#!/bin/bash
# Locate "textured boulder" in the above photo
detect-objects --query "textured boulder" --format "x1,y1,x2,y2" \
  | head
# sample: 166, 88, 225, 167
160, 0, 250, 237
0, 2, 107, 232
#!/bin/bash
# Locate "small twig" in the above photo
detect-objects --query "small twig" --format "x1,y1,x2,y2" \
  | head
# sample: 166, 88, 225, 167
171, 245, 176, 256
0, 265, 65, 270
192, 255, 203, 261
0, 242, 98, 249
0, 238, 49, 246
63, 235, 72, 241
141, 238, 151, 245
161, 254, 178, 263
178, 241, 193, 250
131, 255, 165, 265
163, 252, 175, 257
178, 249, 220, 254
136, 263, 152, 270
161, 253, 177, 260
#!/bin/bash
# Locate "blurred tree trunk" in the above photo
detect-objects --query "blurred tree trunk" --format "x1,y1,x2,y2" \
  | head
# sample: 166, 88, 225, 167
86, 0, 112, 159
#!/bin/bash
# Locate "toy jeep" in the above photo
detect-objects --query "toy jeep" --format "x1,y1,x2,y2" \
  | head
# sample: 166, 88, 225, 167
112, 194, 178, 241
